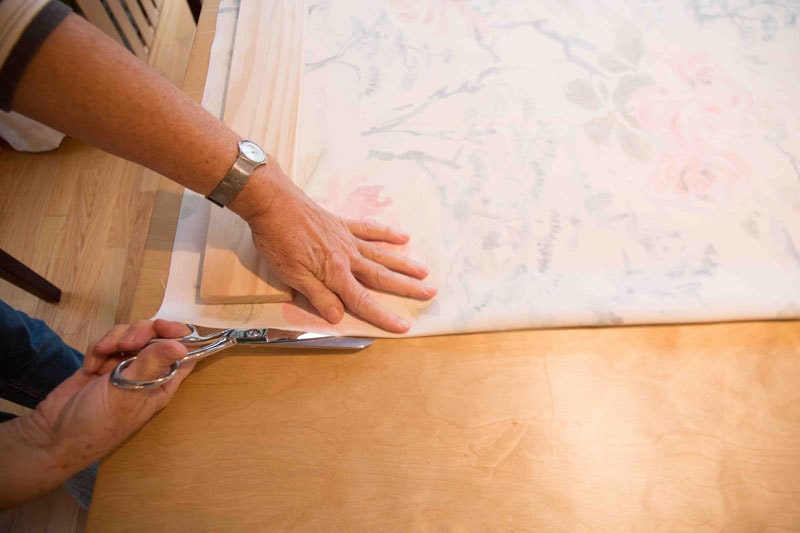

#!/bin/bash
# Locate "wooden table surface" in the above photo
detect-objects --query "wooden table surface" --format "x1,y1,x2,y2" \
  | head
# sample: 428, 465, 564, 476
86, 1, 800, 530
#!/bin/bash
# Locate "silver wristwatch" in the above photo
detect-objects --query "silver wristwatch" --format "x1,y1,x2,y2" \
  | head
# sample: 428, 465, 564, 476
206, 140, 268, 208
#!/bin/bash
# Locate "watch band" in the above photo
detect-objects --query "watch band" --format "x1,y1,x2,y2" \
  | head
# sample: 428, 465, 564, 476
206, 140, 267, 208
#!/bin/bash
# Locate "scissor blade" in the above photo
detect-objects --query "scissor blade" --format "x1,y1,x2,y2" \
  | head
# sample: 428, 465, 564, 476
228, 328, 374, 350
269, 336, 374, 350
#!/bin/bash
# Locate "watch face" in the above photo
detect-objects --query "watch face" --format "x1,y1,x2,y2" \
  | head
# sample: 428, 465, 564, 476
239, 140, 267, 164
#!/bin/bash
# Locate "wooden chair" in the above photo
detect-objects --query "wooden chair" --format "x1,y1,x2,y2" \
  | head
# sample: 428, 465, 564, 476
0, 249, 61, 302
75, 0, 201, 59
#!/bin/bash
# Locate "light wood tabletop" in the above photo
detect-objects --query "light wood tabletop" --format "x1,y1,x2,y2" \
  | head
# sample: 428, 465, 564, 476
86, 1, 800, 530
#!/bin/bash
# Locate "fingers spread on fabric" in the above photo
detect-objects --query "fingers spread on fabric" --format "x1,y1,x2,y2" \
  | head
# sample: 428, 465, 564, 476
352, 259, 437, 300
357, 241, 430, 280
330, 274, 410, 333
295, 274, 345, 324
346, 219, 409, 244
245, 183, 433, 332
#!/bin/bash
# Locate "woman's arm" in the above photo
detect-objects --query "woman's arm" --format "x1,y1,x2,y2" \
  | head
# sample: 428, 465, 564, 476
0, 320, 192, 509
8, 9, 436, 332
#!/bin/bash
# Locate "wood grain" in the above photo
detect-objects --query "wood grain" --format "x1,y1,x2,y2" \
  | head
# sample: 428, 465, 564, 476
88, 322, 800, 530
198, 0, 305, 304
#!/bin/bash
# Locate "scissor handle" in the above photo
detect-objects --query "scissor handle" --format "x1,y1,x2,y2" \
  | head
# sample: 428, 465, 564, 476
144, 324, 235, 347
110, 332, 237, 390
110, 357, 182, 390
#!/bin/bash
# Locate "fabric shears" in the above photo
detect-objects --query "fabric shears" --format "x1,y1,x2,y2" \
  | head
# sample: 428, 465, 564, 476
110, 324, 373, 390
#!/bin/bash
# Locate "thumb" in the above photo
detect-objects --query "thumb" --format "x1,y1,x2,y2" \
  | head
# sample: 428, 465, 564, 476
120, 340, 188, 383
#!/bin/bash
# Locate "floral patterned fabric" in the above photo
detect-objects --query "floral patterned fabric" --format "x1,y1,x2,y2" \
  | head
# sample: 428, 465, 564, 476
157, 0, 800, 337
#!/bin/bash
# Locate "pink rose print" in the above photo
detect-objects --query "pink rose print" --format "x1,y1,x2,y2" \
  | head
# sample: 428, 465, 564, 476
652, 151, 749, 200
629, 49, 754, 201
314, 173, 394, 221
386, 0, 487, 36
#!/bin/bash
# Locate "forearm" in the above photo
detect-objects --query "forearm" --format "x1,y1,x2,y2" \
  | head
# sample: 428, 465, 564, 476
10, 11, 276, 221
6, 4, 435, 332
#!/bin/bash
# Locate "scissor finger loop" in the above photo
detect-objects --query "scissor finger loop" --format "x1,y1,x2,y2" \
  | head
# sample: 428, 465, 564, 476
110, 357, 182, 390
111, 332, 238, 390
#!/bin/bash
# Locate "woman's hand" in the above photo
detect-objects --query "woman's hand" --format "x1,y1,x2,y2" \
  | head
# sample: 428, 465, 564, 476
235, 161, 437, 333
40, 319, 195, 459
0, 320, 195, 508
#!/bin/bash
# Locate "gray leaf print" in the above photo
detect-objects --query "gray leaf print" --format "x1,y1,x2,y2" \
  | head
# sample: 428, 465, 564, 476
616, 127, 651, 162
614, 24, 645, 66
565, 79, 601, 111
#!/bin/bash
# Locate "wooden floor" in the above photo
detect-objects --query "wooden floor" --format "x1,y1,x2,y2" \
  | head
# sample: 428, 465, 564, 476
0, 0, 196, 529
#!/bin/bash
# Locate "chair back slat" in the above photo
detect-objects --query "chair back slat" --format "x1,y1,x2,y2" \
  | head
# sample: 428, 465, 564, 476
76, 0, 164, 59
124, 0, 155, 47
139, 0, 160, 30
74, 0, 125, 48
104, 0, 147, 57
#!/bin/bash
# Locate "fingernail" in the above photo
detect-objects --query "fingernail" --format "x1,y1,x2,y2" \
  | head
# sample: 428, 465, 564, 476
326, 306, 344, 323
95, 337, 111, 348
424, 285, 437, 297
397, 317, 410, 331
119, 335, 136, 346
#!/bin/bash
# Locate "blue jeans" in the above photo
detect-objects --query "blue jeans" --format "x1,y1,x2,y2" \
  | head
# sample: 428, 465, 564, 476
0, 298, 95, 508
0, 299, 83, 415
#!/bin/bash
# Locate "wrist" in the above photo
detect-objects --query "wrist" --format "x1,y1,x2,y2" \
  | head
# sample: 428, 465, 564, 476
18, 410, 63, 464
0, 413, 70, 506
227, 156, 288, 224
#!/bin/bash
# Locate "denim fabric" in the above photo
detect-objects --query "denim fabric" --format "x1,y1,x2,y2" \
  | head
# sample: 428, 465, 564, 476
64, 461, 97, 509
0, 298, 83, 408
